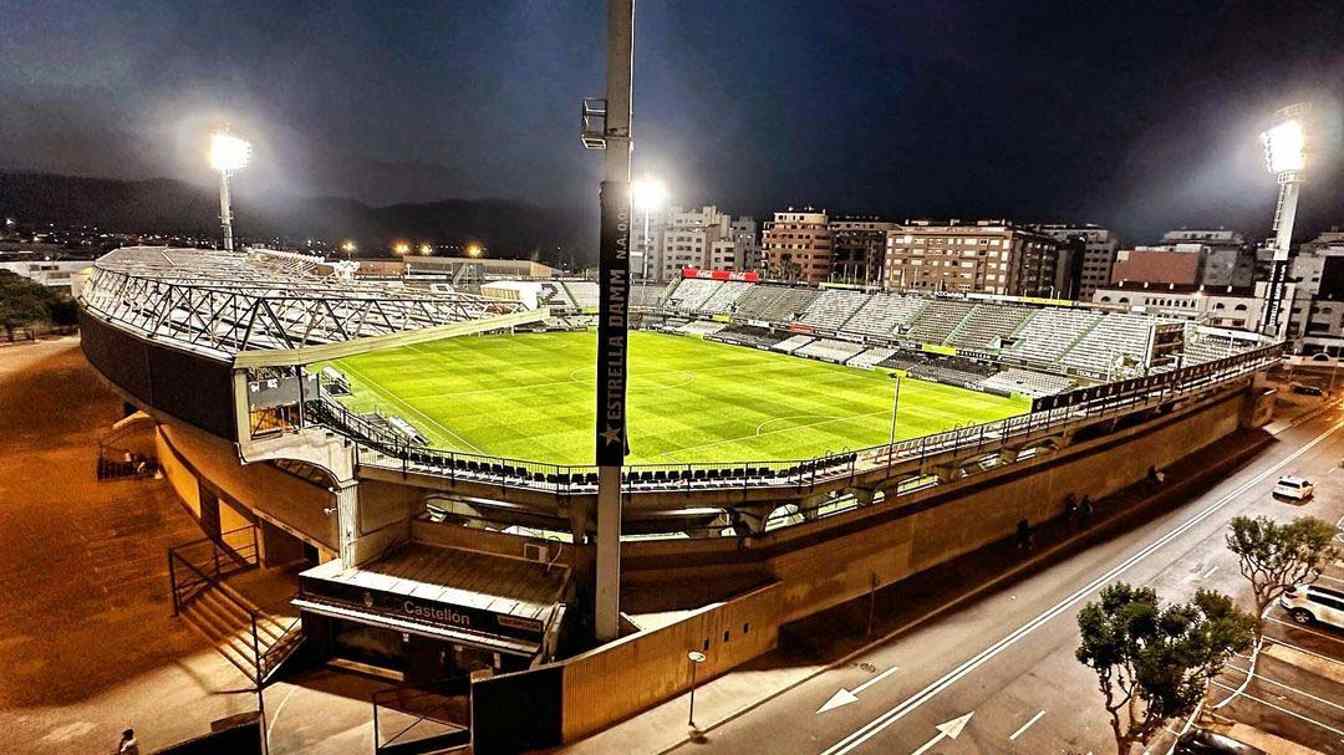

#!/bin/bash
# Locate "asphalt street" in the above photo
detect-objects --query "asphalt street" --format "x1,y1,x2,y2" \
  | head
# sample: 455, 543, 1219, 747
671, 398, 1344, 755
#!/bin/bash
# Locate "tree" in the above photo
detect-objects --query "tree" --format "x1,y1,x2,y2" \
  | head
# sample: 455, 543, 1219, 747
1076, 583, 1254, 755
1226, 515, 1340, 642
0, 271, 58, 341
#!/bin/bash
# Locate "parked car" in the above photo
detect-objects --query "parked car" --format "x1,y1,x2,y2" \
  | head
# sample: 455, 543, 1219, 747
1290, 381, 1324, 396
1280, 583, 1344, 629
1175, 729, 1266, 754
1272, 475, 1314, 500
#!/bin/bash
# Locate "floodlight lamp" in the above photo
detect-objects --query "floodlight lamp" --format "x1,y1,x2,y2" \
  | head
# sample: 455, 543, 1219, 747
466, 242, 483, 258
341, 241, 356, 253
393, 242, 410, 255
1261, 119, 1306, 176
209, 132, 252, 172
631, 177, 668, 213
419, 243, 433, 255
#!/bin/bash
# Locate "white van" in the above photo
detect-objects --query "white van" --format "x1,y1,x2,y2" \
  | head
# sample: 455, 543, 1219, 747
1280, 584, 1344, 629
1273, 475, 1314, 500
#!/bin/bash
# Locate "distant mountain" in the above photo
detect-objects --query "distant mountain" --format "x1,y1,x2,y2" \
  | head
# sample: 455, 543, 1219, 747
0, 171, 595, 264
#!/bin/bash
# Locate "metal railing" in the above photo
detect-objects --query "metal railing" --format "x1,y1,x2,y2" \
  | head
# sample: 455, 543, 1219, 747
371, 682, 470, 755
167, 525, 304, 686
306, 344, 1280, 506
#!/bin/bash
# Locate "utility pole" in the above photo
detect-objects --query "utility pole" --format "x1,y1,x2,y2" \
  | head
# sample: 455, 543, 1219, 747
582, 0, 635, 642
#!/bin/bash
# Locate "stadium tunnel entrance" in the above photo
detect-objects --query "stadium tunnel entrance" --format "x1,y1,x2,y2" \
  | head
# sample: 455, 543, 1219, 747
292, 541, 570, 686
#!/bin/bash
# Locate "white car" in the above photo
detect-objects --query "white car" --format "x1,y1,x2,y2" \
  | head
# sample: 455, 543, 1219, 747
1280, 584, 1344, 629
1273, 475, 1314, 500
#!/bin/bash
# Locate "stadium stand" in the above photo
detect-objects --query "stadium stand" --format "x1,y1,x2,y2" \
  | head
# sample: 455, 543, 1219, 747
979, 368, 1075, 397
631, 282, 669, 308
947, 304, 1034, 349
732, 285, 820, 322
710, 325, 783, 350
699, 280, 753, 314
561, 281, 600, 310
846, 294, 928, 338
771, 334, 815, 354
903, 299, 976, 343
796, 338, 866, 364
1004, 308, 1103, 363
676, 320, 728, 337
847, 348, 897, 369
1059, 312, 1155, 376
665, 278, 722, 312
799, 289, 870, 330
535, 282, 578, 310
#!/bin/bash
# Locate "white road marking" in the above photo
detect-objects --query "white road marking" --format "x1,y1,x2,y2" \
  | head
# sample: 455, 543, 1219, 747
910, 713, 972, 755
1009, 710, 1045, 741
1263, 636, 1344, 666
1210, 680, 1344, 736
820, 419, 1344, 755
1200, 564, 1219, 579
817, 667, 900, 714
1266, 616, 1344, 646
1318, 573, 1344, 586
1225, 662, 1344, 713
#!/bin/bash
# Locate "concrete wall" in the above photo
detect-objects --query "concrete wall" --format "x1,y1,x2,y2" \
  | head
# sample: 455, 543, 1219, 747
560, 581, 783, 742
156, 421, 338, 552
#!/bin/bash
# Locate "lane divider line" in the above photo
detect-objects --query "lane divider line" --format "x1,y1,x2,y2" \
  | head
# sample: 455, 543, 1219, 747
1009, 710, 1045, 741
820, 419, 1344, 755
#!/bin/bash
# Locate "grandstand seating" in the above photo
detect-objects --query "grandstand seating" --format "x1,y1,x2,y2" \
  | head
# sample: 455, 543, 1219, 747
631, 282, 669, 308
947, 304, 1034, 349
665, 278, 723, 312
1060, 312, 1155, 376
847, 348, 897, 369
846, 294, 928, 338
699, 280, 753, 314
903, 300, 976, 344
796, 338, 866, 363
732, 286, 820, 322
770, 334, 815, 354
1005, 308, 1103, 363
561, 281, 600, 310
711, 325, 783, 350
979, 368, 1075, 397
535, 282, 577, 310
676, 320, 727, 337
799, 289, 870, 330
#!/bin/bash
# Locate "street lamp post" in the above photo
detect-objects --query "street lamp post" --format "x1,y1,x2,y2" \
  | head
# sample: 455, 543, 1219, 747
886, 375, 902, 467
687, 650, 706, 728
208, 130, 252, 252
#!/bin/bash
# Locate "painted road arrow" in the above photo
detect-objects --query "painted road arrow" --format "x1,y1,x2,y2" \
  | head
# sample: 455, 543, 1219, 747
910, 712, 973, 755
817, 666, 900, 714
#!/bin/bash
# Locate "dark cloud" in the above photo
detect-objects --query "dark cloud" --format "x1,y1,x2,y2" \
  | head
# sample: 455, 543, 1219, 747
1, 0, 1340, 251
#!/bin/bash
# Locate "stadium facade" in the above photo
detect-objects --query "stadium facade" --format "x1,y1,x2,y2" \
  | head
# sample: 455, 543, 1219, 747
77, 247, 1282, 749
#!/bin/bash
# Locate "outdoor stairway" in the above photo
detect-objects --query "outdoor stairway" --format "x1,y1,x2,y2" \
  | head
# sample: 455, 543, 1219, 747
179, 580, 304, 686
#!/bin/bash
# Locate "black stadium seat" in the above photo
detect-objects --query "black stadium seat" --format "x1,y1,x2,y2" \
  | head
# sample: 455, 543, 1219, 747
654, 470, 667, 483
586, 472, 599, 486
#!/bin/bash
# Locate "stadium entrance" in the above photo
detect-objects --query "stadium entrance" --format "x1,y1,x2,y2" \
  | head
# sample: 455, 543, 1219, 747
292, 543, 568, 685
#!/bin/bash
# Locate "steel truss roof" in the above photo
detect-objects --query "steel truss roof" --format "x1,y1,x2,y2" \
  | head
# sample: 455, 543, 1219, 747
80, 247, 529, 360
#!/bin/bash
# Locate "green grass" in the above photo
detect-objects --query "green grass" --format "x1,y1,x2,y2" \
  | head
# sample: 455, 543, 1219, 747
324, 331, 1028, 465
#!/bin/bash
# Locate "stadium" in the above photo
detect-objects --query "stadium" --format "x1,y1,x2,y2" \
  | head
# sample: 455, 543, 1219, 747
76, 245, 1282, 749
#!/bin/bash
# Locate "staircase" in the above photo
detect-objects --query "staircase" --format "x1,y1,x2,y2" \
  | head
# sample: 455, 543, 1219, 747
169, 527, 305, 687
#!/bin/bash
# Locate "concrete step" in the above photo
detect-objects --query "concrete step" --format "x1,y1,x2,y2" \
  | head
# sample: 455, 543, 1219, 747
180, 610, 258, 680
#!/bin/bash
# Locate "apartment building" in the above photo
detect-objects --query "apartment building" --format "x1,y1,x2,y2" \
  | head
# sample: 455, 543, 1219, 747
881, 219, 1060, 296
1034, 224, 1119, 299
762, 209, 831, 283
829, 217, 895, 285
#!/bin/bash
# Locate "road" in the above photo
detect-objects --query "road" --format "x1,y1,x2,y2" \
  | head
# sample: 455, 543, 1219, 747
670, 398, 1344, 755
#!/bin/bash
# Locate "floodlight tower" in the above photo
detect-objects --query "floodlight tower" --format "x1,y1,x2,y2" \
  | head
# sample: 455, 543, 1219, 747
208, 130, 252, 252
580, 0, 634, 642
1258, 103, 1310, 337
632, 177, 667, 280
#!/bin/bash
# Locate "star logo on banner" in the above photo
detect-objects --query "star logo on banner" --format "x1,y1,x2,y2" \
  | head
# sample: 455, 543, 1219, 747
601, 426, 623, 446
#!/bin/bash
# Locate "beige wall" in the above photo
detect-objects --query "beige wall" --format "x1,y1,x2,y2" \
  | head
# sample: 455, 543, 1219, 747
561, 581, 784, 742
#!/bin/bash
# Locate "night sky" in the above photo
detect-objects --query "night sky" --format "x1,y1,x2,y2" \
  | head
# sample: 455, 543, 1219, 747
2, 0, 1341, 246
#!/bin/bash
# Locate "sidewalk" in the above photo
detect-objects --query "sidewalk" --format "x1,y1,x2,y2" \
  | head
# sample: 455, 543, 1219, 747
560, 426, 1278, 754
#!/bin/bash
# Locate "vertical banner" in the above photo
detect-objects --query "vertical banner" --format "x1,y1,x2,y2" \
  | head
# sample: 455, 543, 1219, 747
596, 180, 631, 466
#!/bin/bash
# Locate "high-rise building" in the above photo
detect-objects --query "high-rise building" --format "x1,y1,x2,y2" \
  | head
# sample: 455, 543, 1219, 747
762, 209, 831, 283
829, 217, 895, 285
1033, 224, 1120, 299
1159, 229, 1253, 288
656, 205, 732, 280
729, 217, 761, 272
882, 219, 1061, 296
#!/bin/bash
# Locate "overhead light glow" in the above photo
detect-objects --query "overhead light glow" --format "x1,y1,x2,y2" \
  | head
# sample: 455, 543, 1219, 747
209, 131, 252, 172
341, 241, 356, 253
1262, 119, 1305, 175
466, 242, 483, 258
631, 177, 668, 213
419, 243, 433, 255
393, 242, 410, 255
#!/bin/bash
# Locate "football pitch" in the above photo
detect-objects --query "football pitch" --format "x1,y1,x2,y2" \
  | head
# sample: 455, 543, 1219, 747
325, 331, 1029, 465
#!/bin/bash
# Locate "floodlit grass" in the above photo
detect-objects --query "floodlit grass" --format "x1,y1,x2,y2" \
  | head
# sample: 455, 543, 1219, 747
326, 331, 1028, 465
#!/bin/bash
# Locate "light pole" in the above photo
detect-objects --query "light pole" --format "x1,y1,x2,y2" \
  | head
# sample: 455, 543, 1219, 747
208, 130, 252, 252
687, 650, 706, 728
1258, 103, 1311, 337
886, 375, 902, 467
632, 177, 667, 280
341, 241, 356, 260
